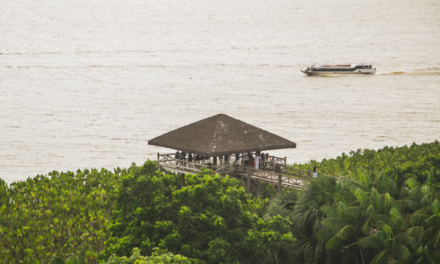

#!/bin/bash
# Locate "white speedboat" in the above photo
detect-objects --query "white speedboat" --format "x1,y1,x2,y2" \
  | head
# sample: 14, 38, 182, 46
301, 64, 376, 75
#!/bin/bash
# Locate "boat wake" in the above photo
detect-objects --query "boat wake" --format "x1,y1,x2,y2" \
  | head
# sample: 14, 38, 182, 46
378, 67, 440, 76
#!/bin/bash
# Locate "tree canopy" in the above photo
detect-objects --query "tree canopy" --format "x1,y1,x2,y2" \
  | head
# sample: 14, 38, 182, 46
2, 141, 440, 264
100, 162, 296, 264
266, 141, 440, 264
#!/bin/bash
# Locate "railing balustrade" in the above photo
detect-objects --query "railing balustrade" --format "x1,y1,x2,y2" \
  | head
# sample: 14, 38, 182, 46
157, 152, 340, 189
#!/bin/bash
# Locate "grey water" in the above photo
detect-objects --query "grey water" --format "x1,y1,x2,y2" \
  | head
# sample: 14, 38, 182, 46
1, 0, 439, 183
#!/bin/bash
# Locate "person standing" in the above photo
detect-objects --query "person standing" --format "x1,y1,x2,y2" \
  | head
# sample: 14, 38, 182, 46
175, 151, 179, 164
254, 153, 261, 170
178, 152, 183, 166
244, 153, 249, 166
188, 153, 193, 163
182, 151, 186, 166
313, 166, 318, 178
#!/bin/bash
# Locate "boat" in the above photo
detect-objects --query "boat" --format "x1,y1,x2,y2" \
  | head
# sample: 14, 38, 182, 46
301, 64, 376, 76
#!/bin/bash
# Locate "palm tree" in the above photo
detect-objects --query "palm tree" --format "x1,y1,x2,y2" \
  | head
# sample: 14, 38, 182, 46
265, 175, 342, 264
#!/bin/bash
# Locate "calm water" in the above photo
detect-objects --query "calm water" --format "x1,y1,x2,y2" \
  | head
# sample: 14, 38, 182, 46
1, 0, 439, 183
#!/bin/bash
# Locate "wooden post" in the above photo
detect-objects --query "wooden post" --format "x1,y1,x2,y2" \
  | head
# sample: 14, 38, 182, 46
247, 167, 251, 194
181, 173, 185, 185
157, 152, 160, 164
284, 156, 287, 165
256, 181, 261, 198
278, 173, 282, 194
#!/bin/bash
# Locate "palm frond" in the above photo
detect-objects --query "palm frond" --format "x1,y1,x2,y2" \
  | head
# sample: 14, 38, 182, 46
346, 206, 362, 218
390, 208, 402, 220
322, 218, 351, 230
357, 236, 383, 249
321, 205, 339, 218
397, 245, 411, 260
393, 217, 406, 230
361, 216, 372, 235
377, 222, 394, 238
419, 226, 438, 243
374, 214, 393, 226
405, 178, 420, 189
425, 215, 440, 227
404, 226, 425, 238
326, 236, 342, 250
410, 214, 430, 227
358, 168, 371, 189
410, 187, 424, 203
370, 188, 384, 209
370, 250, 389, 264
315, 227, 336, 241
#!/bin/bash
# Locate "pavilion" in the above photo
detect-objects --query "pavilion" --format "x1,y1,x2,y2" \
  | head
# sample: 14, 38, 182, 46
149, 114, 309, 194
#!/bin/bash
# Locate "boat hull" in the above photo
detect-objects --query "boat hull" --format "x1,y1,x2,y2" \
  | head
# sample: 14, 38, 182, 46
301, 70, 376, 76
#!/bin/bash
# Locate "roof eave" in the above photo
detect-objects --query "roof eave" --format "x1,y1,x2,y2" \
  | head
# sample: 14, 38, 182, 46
148, 140, 296, 157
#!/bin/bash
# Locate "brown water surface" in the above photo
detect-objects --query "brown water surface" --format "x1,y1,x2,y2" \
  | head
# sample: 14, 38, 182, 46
1, 0, 439, 183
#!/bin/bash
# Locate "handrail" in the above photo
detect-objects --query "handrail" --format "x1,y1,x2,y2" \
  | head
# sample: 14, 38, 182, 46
157, 152, 345, 188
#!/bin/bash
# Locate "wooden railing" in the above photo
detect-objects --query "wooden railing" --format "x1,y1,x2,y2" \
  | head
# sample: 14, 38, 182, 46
157, 152, 346, 189
157, 153, 235, 175
158, 153, 288, 175
158, 153, 206, 174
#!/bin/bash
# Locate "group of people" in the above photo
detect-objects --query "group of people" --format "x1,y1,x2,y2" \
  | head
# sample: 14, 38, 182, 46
174, 151, 210, 165
239, 152, 270, 169
172, 150, 319, 177
173, 151, 271, 170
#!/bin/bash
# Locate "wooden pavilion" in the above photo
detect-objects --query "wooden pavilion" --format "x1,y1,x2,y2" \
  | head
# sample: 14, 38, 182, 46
149, 114, 312, 195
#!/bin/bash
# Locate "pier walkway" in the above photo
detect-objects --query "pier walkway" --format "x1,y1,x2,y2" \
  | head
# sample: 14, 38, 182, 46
157, 153, 335, 196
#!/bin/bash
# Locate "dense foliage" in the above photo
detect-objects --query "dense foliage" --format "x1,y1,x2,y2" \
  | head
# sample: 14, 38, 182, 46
2, 141, 440, 264
100, 161, 296, 264
0, 167, 125, 264
266, 141, 440, 264
50, 248, 192, 264
104, 248, 192, 264
292, 140, 440, 179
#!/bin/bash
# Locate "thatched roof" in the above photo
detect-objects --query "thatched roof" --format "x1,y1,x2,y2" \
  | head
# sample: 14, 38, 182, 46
148, 114, 296, 157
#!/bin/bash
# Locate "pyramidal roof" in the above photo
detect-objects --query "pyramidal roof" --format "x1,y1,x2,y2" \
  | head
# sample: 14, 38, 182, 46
148, 114, 296, 157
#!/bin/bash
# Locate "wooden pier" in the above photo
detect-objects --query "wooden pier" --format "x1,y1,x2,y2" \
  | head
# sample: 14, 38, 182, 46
158, 153, 317, 196
148, 114, 320, 197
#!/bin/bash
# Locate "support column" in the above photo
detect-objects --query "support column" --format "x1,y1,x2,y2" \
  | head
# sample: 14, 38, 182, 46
181, 173, 185, 185
247, 167, 251, 194
278, 173, 282, 194
256, 181, 261, 198
157, 152, 160, 164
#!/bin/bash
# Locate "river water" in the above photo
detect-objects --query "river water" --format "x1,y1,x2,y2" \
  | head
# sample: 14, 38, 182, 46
1, 0, 439, 183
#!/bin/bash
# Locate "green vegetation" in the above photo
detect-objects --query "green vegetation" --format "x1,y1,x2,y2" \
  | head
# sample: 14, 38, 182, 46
292, 140, 440, 179
51, 248, 192, 264
99, 162, 296, 263
104, 247, 193, 264
0, 167, 123, 263
266, 141, 440, 263
50, 253, 81, 264
1, 141, 440, 264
